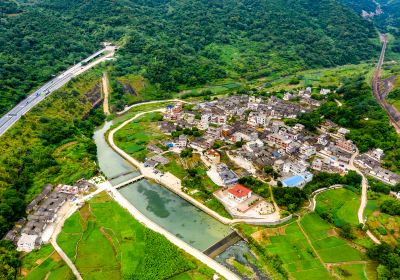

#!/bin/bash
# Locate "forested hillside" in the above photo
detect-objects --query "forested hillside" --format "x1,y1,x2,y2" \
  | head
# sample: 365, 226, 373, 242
0, 0, 379, 115
340, 0, 400, 53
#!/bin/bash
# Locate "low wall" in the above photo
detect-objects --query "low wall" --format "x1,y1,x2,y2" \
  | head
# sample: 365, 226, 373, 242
309, 185, 343, 211
234, 214, 293, 226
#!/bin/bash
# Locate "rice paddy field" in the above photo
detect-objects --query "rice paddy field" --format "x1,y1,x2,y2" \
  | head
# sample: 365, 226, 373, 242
245, 212, 377, 280
251, 220, 331, 279
56, 192, 214, 280
300, 213, 365, 263
19, 244, 73, 280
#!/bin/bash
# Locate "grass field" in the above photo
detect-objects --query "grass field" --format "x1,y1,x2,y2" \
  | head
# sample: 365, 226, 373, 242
300, 213, 365, 263
240, 212, 374, 279
333, 263, 377, 280
315, 188, 360, 227
256, 63, 374, 92
252, 221, 332, 279
57, 192, 214, 280
19, 244, 74, 280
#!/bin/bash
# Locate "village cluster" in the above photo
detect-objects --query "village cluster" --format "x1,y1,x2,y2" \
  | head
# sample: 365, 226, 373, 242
152, 90, 400, 217
4, 180, 93, 252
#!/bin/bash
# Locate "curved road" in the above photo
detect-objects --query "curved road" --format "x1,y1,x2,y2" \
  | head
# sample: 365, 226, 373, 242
348, 150, 381, 244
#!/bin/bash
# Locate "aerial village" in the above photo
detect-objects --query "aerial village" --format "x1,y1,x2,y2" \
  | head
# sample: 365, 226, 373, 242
4, 180, 95, 252
154, 88, 400, 217
5, 87, 400, 253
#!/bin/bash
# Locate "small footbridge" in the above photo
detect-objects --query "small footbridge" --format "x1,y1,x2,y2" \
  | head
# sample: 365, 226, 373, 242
113, 175, 145, 189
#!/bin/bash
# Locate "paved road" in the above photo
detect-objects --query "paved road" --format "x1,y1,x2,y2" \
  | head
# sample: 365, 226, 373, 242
116, 99, 190, 115
348, 150, 381, 244
0, 46, 116, 137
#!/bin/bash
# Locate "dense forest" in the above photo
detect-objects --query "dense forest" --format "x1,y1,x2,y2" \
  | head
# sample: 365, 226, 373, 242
0, 0, 21, 15
0, 0, 379, 115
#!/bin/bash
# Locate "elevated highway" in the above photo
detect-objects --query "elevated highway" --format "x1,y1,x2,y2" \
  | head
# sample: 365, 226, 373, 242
0, 45, 116, 137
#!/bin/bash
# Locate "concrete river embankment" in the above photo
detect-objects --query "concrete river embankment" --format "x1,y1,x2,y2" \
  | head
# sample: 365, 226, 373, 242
94, 120, 271, 279
94, 121, 233, 250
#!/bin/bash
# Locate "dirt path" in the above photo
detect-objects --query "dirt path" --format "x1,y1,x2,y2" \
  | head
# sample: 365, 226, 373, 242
296, 219, 327, 269
102, 72, 110, 116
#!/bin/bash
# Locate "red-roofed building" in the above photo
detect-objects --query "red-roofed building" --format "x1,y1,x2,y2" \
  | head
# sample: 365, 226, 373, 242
228, 184, 252, 203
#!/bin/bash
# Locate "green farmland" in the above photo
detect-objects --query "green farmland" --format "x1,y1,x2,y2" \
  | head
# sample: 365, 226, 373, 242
300, 213, 364, 263
57, 192, 214, 280
315, 188, 360, 226
19, 244, 73, 280
255, 221, 332, 280
114, 112, 167, 161
240, 212, 376, 279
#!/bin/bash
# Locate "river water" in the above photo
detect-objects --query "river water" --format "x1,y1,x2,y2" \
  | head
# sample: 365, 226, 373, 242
93, 121, 232, 251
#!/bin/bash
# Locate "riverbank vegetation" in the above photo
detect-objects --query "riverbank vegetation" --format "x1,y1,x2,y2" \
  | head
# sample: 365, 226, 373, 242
57, 191, 214, 280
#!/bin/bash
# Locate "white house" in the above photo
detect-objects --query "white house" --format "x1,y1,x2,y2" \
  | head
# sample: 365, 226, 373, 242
227, 184, 252, 203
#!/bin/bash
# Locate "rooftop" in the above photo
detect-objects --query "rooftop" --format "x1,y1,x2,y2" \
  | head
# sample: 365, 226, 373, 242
228, 184, 251, 198
282, 175, 305, 187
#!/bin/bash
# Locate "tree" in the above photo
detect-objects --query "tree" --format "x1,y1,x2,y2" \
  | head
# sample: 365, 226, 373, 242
264, 165, 273, 175
0, 241, 20, 280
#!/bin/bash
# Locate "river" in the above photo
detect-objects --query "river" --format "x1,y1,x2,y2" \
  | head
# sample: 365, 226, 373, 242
93, 121, 233, 251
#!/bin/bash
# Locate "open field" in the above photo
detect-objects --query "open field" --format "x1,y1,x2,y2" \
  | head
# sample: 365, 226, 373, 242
238, 212, 374, 279
315, 188, 360, 226
333, 263, 377, 280
255, 63, 375, 92
19, 244, 73, 280
57, 192, 214, 280
114, 112, 166, 161
253, 221, 332, 279
300, 214, 365, 263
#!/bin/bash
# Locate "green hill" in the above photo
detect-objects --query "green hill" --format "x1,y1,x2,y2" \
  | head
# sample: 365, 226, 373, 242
0, 0, 379, 114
